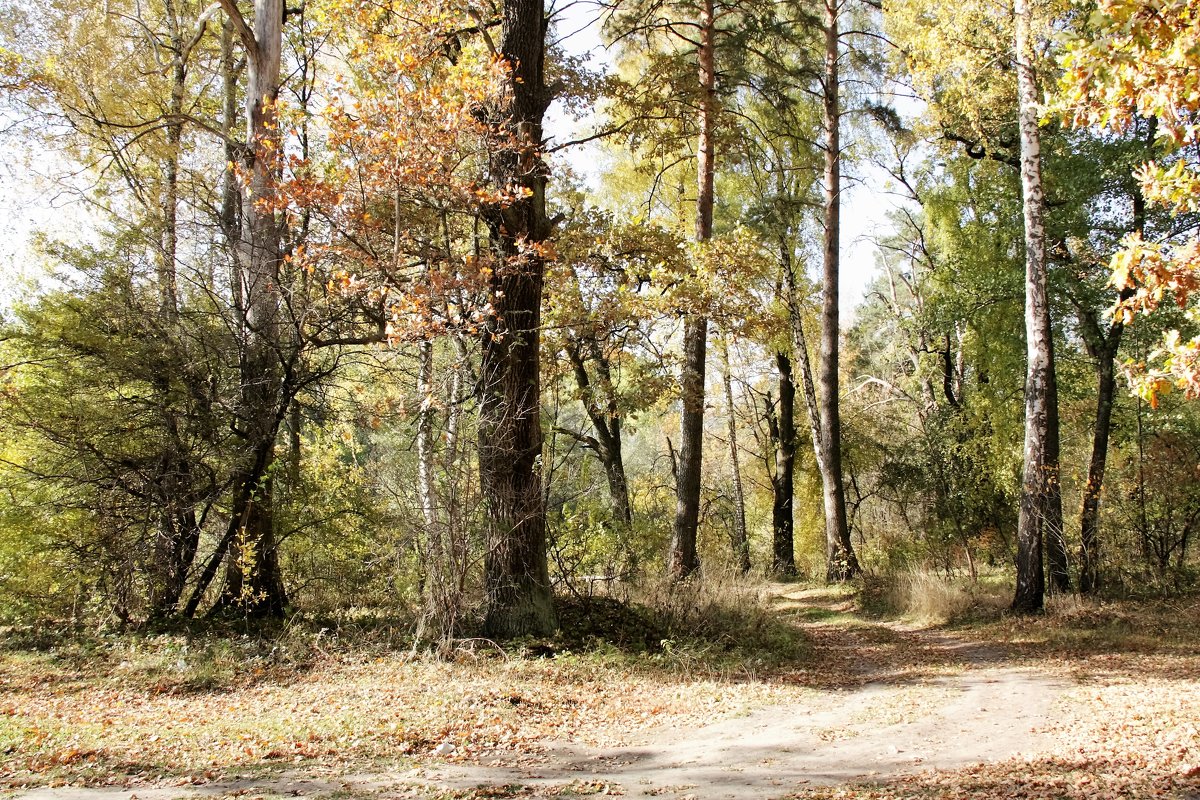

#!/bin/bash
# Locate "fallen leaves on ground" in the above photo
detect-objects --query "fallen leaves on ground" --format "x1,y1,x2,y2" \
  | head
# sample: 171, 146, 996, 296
0, 638, 811, 789
3, 590, 1199, 799
790, 593, 1200, 800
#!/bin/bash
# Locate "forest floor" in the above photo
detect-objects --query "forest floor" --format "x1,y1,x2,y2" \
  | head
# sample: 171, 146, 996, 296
2, 584, 1199, 800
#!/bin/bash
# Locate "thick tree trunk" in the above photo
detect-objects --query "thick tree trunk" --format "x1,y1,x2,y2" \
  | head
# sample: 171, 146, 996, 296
214, 0, 288, 618
671, 314, 707, 579
1012, 0, 1053, 614
603, 442, 633, 530
478, 0, 556, 638
669, 0, 716, 582
719, 334, 750, 575
819, 0, 859, 582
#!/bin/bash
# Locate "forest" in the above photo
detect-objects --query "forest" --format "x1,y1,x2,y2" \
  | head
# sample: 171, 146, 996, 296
0, 0, 1196, 633
0, 0, 1198, 797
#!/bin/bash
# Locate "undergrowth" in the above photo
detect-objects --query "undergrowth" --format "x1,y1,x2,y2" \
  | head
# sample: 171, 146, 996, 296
856, 570, 1009, 625
0, 573, 809, 697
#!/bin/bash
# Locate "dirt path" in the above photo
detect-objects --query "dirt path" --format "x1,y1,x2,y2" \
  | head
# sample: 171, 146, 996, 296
393, 589, 1069, 798
10, 588, 1071, 800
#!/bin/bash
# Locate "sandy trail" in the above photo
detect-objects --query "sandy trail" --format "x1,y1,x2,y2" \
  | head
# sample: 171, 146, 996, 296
401, 615, 1067, 798
11, 590, 1069, 800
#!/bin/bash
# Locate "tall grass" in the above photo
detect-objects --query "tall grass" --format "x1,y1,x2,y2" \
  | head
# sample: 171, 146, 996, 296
861, 570, 1009, 625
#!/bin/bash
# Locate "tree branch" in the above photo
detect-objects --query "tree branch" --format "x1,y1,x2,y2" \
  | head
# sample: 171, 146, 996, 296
216, 0, 259, 58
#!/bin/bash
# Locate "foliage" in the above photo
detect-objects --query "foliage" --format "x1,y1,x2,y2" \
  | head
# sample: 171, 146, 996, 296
1058, 0, 1200, 401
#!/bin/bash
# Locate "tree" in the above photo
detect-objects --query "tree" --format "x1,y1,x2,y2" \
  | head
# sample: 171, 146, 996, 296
1007, 0, 1058, 612
888, 0, 1067, 609
0, 0, 245, 621
547, 212, 677, 533
476, 0, 558, 636
718, 333, 752, 574
603, 0, 750, 581
1059, 0, 1200, 401
762, 350, 798, 576
813, 0, 862, 581
1054, 126, 1159, 594
189, 0, 289, 618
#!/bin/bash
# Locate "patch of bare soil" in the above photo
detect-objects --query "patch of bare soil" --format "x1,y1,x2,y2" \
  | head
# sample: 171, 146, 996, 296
393, 589, 1069, 798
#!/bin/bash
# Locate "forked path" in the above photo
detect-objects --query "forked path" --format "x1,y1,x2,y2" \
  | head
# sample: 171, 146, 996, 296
403, 588, 1070, 798
12, 589, 1069, 800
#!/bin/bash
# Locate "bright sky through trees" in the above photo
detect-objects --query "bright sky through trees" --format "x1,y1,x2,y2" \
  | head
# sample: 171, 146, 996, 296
545, 0, 901, 315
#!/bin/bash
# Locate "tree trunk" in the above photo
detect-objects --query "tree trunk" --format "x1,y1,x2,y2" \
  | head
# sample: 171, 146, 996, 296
671, 313, 707, 579
478, 0, 556, 638
159, 0, 184, 320
1078, 347, 1118, 593
603, 442, 633, 530
1077, 169, 1145, 594
719, 334, 750, 575
213, 0, 288, 618
564, 339, 633, 528
147, 0, 198, 620
417, 339, 437, 529
770, 352, 797, 577
1045, 370, 1069, 594
670, 0, 716, 582
819, 0, 859, 582
1012, 0, 1053, 614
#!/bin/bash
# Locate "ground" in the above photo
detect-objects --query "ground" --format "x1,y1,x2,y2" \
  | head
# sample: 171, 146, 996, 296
2, 585, 1199, 799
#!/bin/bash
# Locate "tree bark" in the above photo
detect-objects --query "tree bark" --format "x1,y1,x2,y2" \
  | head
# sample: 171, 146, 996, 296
719, 334, 750, 575
213, 0, 288, 618
564, 341, 633, 528
417, 339, 437, 530
1076, 311, 1133, 596
1045, 368, 1069, 594
478, 0, 556, 638
669, 0, 716, 582
1078, 341, 1118, 593
818, 0, 859, 582
1077, 166, 1146, 594
671, 314, 707, 579
769, 351, 797, 577
1012, 0, 1053, 614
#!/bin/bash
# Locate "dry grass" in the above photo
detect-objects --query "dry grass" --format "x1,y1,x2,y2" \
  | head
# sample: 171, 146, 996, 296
3, 585, 1199, 799
0, 639, 817, 789
858, 571, 1009, 626
0, 583, 819, 791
